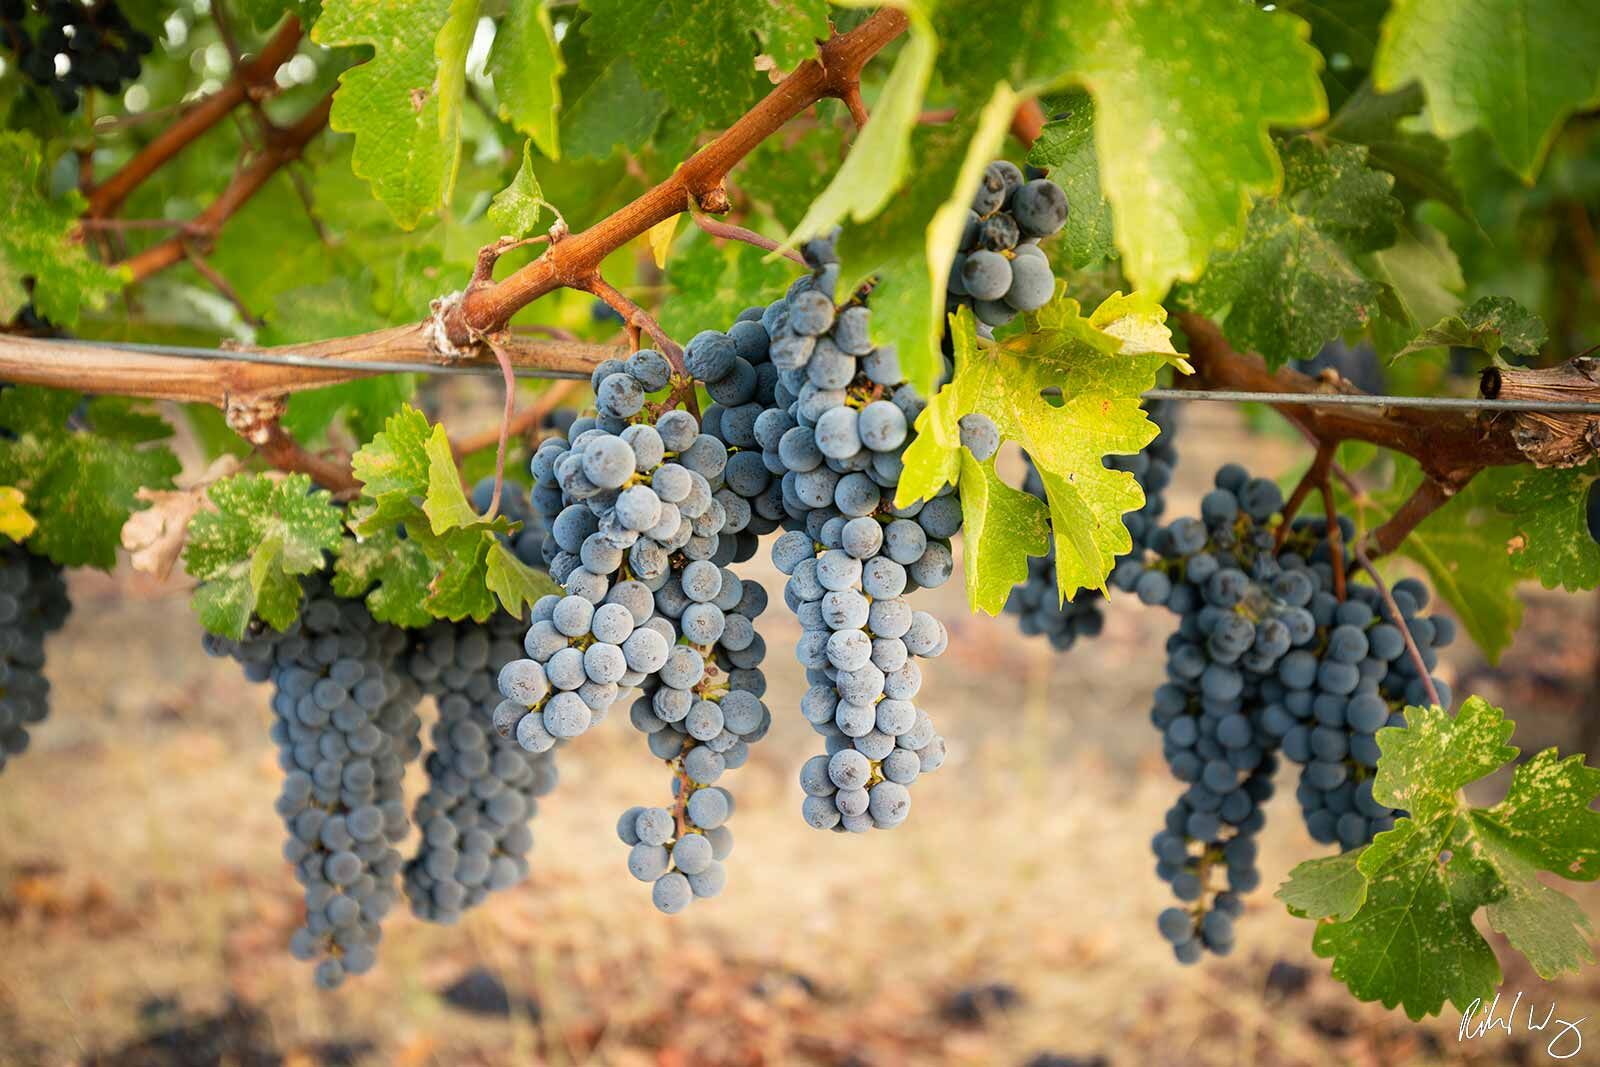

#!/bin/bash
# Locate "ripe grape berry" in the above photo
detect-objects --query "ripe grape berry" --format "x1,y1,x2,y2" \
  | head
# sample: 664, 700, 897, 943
948, 160, 1068, 330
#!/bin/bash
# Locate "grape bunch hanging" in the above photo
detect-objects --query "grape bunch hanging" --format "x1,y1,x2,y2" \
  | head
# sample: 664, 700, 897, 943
1, 0, 154, 113
164, 153, 1464, 988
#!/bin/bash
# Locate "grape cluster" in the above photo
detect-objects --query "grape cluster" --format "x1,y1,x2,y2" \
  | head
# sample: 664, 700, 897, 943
1005, 398, 1180, 650
0, 542, 70, 773
204, 577, 423, 990
493, 589, 652, 750
528, 406, 733, 589
402, 614, 558, 923
1, 0, 154, 113
618, 561, 770, 910
948, 161, 1069, 329
1119, 463, 1454, 962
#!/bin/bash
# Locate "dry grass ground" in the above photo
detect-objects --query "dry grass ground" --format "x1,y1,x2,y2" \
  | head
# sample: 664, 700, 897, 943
2, 406, 1597, 1066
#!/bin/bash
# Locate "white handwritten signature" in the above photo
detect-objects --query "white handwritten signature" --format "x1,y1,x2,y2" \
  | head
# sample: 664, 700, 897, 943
1459, 991, 1586, 1059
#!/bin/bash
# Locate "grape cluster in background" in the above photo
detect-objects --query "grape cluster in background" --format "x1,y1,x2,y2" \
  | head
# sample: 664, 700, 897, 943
0, 0, 153, 113
0, 542, 70, 773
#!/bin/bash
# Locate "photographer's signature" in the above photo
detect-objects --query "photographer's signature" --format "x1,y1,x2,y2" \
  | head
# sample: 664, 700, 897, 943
1460, 991, 1586, 1059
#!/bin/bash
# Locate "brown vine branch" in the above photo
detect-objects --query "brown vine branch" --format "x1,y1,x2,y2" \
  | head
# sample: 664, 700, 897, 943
0, 329, 621, 406
87, 15, 303, 219
225, 395, 358, 494
119, 93, 334, 283
1177, 311, 1531, 557
841, 84, 870, 129
184, 245, 262, 327
690, 210, 807, 265
449, 8, 909, 339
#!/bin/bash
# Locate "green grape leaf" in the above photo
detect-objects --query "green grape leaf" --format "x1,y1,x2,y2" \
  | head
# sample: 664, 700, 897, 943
489, 1, 564, 159
1366, 223, 1466, 359
953, 451, 1049, 615
424, 422, 481, 533
485, 540, 562, 617
0, 486, 37, 542
1323, 82, 1470, 217
350, 405, 433, 515
1057, 2, 1327, 296
1337, 458, 1523, 663
556, 13, 665, 160
1277, 849, 1368, 922
488, 141, 548, 237
1479, 465, 1600, 592
0, 387, 180, 569
349, 405, 542, 621
1027, 90, 1115, 271
314, 0, 467, 228
749, 0, 831, 72
783, 12, 935, 247
1394, 296, 1548, 361
899, 300, 1172, 604
579, 0, 768, 136
835, 87, 1017, 398
0, 132, 125, 326
1286, 698, 1600, 1019
1373, 0, 1600, 182
183, 474, 344, 637
331, 526, 437, 628
1179, 139, 1402, 368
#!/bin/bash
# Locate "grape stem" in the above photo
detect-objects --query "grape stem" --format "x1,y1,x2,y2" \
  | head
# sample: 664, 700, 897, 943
450, 378, 581, 458
689, 208, 807, 266
1319, 479, 1348, 602
579, 274, 700, 419
84, 16, 305, 219
480, 335, 520, 521
1352, 544, 1443, 708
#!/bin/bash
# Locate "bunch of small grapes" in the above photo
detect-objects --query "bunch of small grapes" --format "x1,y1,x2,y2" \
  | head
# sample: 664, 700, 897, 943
204, 577, 424, 989
0, 541, 70, 773
402, 614, 558, 923
948, 160, 1069, 329
493, 588, 664, 751
618, 560, 770, 910
1005, 398, 1180, 650
528, 407, 732, 592
1126, 463, 1455, 962
2, 0, 154, 113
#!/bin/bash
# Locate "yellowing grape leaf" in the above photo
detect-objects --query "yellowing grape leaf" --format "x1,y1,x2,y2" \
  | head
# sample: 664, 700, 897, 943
899, 300, 1176, 604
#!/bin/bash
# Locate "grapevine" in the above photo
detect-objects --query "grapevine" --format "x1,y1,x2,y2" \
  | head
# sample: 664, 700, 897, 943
0, 1, 1596, 1040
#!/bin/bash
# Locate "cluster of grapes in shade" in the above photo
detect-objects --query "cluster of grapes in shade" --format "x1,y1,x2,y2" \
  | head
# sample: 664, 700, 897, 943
1116, 464, 1454, 963
1, 0, 154, 113
0, 542, 70, 773
204, 577, 424, 990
